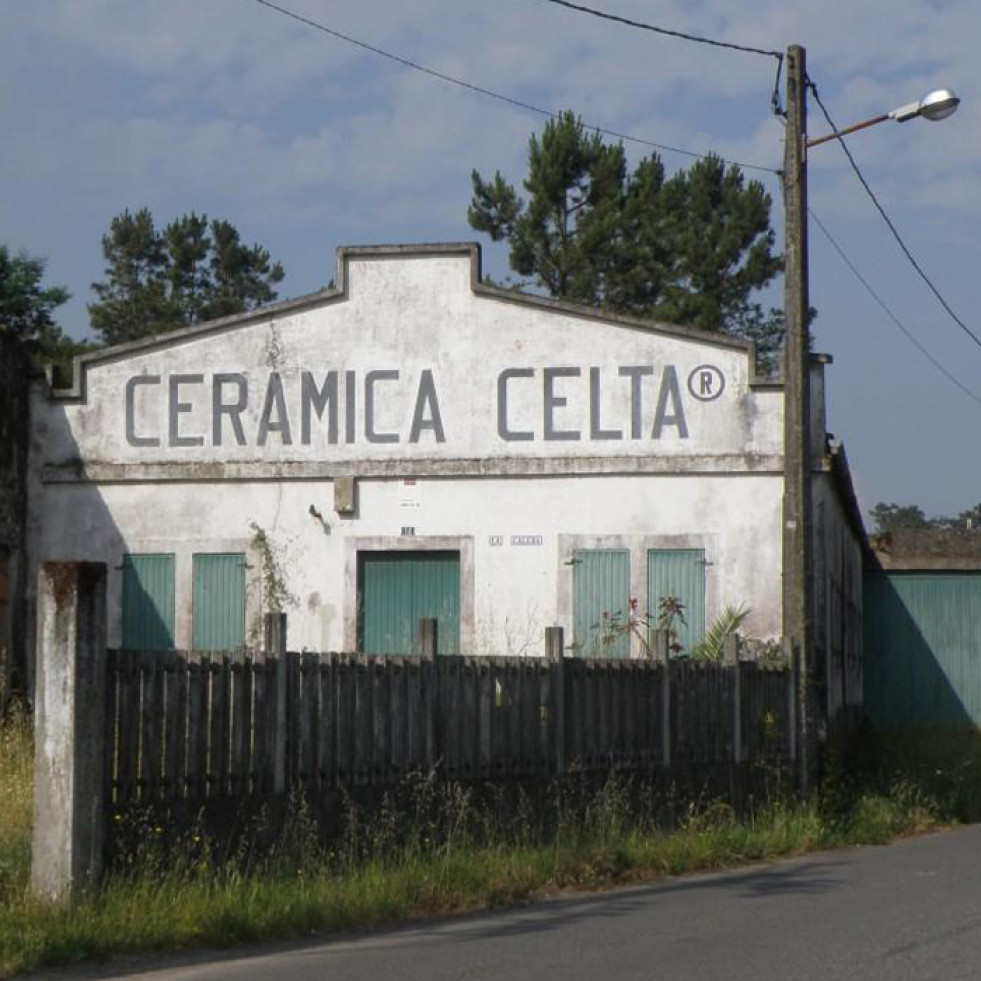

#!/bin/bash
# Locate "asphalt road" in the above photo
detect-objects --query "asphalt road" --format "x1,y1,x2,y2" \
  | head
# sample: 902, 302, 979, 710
36, 825, 981, 981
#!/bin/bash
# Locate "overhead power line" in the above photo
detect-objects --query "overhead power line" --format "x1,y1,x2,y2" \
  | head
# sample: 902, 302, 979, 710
244, 0, 779, 174
536, 0, 786, 117
807, 77, 981, 355
535, 0, 783, 60
244, 1, 975, 407
809, 207, 981, 409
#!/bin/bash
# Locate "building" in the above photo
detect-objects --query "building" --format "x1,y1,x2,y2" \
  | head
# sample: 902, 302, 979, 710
25, 243, 864, 715
866, 527, 981, 727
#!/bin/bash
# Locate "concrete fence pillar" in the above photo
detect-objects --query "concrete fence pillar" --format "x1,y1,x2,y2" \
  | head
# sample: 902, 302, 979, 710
417, 617, 438, 659
546, 626, 566, 776
785, 637, 799, 766
418, 618, 440, 767
264, 613, 288, 794
652, 628, 671, 769
31, 562, 107, 900
724, 634, 744, 764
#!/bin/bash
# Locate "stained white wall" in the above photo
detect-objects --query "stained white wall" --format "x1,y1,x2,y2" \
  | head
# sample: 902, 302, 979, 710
28, 472, 784, 654
27, 245, 794, 658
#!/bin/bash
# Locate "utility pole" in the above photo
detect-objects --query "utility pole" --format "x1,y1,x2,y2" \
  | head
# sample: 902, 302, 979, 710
782, 44, 814, 794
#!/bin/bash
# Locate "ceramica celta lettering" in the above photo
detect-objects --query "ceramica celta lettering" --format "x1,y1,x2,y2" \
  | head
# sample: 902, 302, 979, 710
125, 369, 447, 449
124, 363, 701, 450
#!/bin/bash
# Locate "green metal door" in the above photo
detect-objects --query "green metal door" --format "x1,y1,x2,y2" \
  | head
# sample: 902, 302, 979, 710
122, 554, 175, 650
358, 551, 460, 655
572, 549, 630, 658
865, 572, 981, 726
648, 549, 705, 653
193, 553, 246, 651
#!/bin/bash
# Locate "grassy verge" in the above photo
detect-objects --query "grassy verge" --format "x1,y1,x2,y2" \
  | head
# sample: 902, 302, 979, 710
0, 711, 943, 979
852, 725, 981, 824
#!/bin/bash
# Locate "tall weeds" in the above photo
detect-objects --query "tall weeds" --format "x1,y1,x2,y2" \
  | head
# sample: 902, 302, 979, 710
0, 713, 953, 979
0, 705, 32, 898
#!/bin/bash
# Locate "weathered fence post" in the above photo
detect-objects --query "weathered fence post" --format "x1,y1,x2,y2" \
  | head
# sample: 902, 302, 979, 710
31, 561, 107, 899
418, 618, 439, 768
724, 633, 743, 764
653, 628, 671, 769
418, 617, 438, 659
785, 637, 798, 764
264, 612, 287, 794
546, 626, 565, 777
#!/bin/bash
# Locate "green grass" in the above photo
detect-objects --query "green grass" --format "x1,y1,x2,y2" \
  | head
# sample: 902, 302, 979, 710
0, 712, 946, 979
852, 725, 981, 824
0, 706, 32, 905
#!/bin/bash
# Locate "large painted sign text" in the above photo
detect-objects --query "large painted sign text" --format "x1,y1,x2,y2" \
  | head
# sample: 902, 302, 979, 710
124, 364, 722, 449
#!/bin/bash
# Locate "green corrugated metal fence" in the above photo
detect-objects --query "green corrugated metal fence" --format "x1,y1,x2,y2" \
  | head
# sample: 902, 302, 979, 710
358, 551, 460, 655
648, 549, 705, 653
122, 554, 175, 650
865, 571, 981, 726
192, 553, 246, 651
572, 549, 630, 657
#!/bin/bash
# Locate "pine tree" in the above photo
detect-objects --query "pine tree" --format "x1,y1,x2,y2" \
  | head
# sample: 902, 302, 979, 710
89, 209, 174, 345
469, 111, 785, 362
0, 246, 70, 347
89, 209, 285, 346
0, 246, 90, 375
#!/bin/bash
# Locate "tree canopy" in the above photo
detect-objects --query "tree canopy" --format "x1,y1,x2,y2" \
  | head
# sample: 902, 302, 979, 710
870, 501, 981, 534
468, 111, 784, 366
0, 246, 69, 346
0, 246, 91, 372
89, 209, 285, 346
869, 502, 930, 533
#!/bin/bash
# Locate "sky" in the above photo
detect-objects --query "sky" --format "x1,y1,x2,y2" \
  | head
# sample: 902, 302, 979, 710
2, 0, 979, 522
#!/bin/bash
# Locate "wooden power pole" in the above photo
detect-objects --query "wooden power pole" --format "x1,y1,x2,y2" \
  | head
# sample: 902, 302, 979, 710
782, 44, 815, 794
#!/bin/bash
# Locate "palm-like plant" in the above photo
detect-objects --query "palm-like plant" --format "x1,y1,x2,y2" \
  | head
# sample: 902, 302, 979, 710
689, 604, 751, 662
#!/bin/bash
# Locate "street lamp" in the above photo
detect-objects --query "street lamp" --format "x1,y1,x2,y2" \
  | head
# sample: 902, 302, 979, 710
781, 48, 959, 793
807, 88, 960, 148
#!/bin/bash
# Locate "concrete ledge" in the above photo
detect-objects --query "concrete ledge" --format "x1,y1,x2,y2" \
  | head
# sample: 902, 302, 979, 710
40, 454, 809, 484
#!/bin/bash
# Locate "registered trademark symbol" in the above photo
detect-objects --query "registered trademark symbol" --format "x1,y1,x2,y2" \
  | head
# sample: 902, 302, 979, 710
687, 364, 725, 402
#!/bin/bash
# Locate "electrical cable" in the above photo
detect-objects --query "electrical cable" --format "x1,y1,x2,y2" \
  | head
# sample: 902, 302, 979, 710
243, 2, 977, 407
535, 0, 783, 60
771, 55, 784, 117
244, 0, 780, 174
807, 77, 981, 354
809, 206, 981, 409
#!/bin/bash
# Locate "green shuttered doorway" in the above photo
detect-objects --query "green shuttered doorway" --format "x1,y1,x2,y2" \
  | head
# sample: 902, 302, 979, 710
648, 549, 705, 653
358, 551, 460, 655
122, 554, 175, 650
193, 553, 246, 651
573, 549, 630, 658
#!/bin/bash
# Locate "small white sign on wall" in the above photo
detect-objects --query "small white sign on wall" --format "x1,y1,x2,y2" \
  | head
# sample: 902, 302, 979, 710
399, 477, 421, 509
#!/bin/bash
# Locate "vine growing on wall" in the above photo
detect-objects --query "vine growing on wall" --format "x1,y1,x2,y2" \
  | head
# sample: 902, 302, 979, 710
249, 521, 297, 614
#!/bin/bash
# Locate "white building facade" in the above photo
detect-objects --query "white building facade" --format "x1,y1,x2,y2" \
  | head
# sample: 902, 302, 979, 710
26, 244, 864, 676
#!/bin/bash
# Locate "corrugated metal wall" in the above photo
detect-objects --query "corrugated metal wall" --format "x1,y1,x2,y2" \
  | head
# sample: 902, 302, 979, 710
192, 553, 246, 651
865, 572, 981, 726
358, 550, 460, 655
648, 549, 705, 653
122, 554, 175, 650
572, 549, 630, 657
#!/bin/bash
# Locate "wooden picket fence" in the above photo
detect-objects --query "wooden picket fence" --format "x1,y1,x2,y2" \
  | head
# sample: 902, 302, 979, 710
103, 619, 795, 808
